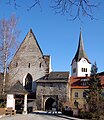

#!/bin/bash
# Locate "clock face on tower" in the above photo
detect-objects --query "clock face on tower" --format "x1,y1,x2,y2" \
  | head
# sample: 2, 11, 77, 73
82, 59, 86, 63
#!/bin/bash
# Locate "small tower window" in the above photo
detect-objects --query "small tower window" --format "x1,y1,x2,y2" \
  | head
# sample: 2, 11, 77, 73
28, 63, 30, 68
83, 68, 86, 72
16, 62, 18, 67
81, 68, 84, 72
73, 68, 76, 73
74, 92, 78, 98
39, 62, 41, 68
81, 68, 87, 72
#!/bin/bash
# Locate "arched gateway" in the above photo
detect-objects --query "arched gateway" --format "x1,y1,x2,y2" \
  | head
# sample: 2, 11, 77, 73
45, 97, 55, 111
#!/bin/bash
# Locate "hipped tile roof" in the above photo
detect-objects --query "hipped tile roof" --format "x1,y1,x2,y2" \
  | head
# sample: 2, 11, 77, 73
7, 81, 28, 94
36, 72, 69, 83
70, 73, 104, 89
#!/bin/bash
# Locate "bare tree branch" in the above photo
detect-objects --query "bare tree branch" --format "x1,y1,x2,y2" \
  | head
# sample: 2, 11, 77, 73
6, 0, 20, 9
50, 0, 100, 20
27, 0, 41, 11
0, 15, 20, 92
3, 0, 101, 20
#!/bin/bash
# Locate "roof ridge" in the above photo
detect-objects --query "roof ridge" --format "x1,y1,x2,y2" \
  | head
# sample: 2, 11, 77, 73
9, 29, 43, 67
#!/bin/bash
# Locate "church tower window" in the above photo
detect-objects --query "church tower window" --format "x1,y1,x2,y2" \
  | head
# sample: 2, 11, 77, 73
81, 68, 84, 72
85, 68, 87, 72
73, 68, 76, 73
81, 68, 87, 72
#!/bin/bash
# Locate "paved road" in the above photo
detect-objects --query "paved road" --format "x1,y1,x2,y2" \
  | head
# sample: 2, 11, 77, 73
0, 114, 69, 120
0, 112, 83, 120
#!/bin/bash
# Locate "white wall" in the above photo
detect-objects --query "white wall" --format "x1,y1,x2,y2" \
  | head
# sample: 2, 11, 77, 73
7, 94, 15, 110
71, 58, 91, 77
77, 58, 91, 77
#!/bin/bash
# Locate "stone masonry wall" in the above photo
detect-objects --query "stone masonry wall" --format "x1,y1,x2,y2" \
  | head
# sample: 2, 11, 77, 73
36, 82, 69, 110
8, 30, 49, 92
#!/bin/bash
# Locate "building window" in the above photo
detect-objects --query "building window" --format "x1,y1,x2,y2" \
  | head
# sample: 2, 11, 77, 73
81, 68, 87, 72
50, 83, 53, 87
28, 63, 30, 68
85, 68, 87, 72
74, 92, 78, 98
81, 68, 84, 72
42, 83, 45, 87
83, 92, 86, 98
73, 68, 76, 73
16, 62, 18, 67
39, 62, 41, 68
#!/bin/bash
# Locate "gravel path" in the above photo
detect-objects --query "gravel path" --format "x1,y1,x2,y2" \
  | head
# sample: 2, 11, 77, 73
0, 114, 68, 120
0, 112, 83, 120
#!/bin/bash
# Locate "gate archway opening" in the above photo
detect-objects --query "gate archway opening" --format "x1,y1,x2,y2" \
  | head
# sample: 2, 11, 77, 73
45, 98, 55, 111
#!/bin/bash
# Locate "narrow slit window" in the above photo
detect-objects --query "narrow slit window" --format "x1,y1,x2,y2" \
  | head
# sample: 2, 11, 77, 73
28, 63, 30, 68
82, 68, 83, 72
86, 68, 87, 72
40, 63, 41, 68
16, 62, 18, 67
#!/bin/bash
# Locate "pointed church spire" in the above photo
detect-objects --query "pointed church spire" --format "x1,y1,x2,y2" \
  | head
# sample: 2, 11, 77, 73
72, 31, 90, 64
29, 28, 32, 33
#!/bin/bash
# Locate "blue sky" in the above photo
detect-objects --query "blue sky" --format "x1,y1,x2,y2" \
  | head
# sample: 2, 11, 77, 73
0, 1, 104, 73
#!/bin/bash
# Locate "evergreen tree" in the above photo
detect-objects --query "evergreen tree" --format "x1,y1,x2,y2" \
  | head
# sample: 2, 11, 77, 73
85, 62, 104, 119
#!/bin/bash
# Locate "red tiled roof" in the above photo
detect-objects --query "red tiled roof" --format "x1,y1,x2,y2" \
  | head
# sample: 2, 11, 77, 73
69, 76, 89, 89
69, 75, 104, 89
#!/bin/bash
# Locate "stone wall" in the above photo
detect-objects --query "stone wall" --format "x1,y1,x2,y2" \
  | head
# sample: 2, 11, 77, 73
8, 30, 49, 92
36, 82, 69, 110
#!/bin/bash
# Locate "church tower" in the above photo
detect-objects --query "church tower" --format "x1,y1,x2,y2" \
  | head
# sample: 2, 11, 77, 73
71, 31, 91, 77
